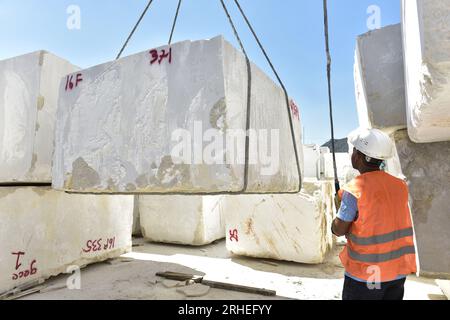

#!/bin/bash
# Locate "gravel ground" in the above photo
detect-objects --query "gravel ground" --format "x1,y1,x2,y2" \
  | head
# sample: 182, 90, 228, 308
20, 238, 446, 300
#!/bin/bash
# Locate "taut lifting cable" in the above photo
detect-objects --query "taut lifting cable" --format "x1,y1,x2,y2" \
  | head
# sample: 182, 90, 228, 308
232, 0, 303, 193
168, 0, 183, 45
116, 0, 154, 60
219, 0, 252, 193
323, 0, 340, 193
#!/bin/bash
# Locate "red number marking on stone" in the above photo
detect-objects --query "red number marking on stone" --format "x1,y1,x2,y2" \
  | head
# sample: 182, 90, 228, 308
150, 50, 159, 65
229, 229, 239, 242
150, 48, 172, 65
11, 251, 25, 270
158, 48, 172, 64
11, 255, 38, 281
65, 73, 83, 91
82, 240, 93, 253
290, 100, 299, 121
75, 73, 83, 87
30, 260, 37, 275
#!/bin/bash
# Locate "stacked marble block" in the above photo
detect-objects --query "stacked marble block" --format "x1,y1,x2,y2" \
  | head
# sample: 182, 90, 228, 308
139, 195, 226, 246
132, 196, 142, 236
402, 0, 450, 143
223, 148, 354, 264
385, 131, 450, 276
303, 144, 322, 179
221, 149, 350, 264
135, 146, 343, 260
131, 194, 224, 245
224, 179, 336, 264
0, 52, 134, 294
354, 20, 450, 276
222, 142, 337, 263
321, 150, 354, 184
354, 24, 406, 133
0, 51, 77, 183
50, 36, 305, 247
136, 181, 337, 259
52, 35, 303, 194
0, 188, 133, 295
303, 144, 354, 184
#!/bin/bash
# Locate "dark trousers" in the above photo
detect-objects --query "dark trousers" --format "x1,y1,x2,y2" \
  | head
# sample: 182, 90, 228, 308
342, 275, 406, 300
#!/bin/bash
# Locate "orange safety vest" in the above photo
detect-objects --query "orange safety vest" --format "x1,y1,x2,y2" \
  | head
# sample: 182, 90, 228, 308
339, 171, 417, 282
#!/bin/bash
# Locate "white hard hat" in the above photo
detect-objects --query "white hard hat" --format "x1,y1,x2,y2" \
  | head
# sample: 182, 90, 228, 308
348, 128, 393, 160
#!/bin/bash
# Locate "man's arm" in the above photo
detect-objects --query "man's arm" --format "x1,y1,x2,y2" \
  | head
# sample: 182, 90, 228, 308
332, 191, 358, 237
332, 218, 352, 237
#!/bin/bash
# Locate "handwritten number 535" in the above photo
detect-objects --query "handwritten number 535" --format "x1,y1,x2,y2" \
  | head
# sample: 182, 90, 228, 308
82, 237, 115, 253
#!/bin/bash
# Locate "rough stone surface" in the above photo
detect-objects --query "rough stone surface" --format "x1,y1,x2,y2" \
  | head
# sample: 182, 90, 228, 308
14, 240, 445, 300
53, 36, 303, 194
132, 196, 141, 236
385, 130, 450, 276
0, 51, 79, 183
435, 280, 450, 299
402, 0, 450, 142
354, 24, 406, 131
304, 146, 354, 183
321, 151, 354, 182
303, 144, 320, 179
162, 280, 186, 288
139, 195, 225, 246
176, 283, 211, 297
0, 187, 133, 294
224, 179, 335, 264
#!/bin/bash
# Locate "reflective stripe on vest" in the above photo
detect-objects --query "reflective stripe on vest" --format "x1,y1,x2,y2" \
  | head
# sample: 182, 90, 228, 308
347, 245, 416, 263
347, 227, 414, 246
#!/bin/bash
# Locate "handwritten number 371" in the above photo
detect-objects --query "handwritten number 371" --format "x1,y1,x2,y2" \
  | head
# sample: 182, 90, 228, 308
150, 48, 172, 65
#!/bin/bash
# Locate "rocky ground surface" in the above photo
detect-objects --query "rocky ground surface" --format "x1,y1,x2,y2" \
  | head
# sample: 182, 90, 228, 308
20, 238, 447, 300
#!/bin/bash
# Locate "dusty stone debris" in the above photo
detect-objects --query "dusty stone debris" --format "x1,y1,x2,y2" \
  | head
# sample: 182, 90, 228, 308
162, 280, 187, 289
176, 284, 211, 297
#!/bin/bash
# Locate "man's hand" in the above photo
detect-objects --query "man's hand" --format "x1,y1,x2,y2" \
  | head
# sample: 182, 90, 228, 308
332, 217, 352, 237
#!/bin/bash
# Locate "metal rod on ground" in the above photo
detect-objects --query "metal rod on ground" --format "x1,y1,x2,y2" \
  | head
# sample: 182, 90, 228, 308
156, 271, 277, 296
323, 0, 340, 192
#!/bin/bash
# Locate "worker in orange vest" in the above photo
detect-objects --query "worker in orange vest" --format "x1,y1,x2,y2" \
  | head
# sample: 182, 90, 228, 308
332, 128, 417, 300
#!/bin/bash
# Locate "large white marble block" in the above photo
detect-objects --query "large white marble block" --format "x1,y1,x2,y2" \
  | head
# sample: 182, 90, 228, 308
354, 24, 406, 131
224, 179, 335, 264
52, 36, 303, 194
0, 51, 79, 183
402, 0, 450, 142
385, 130, 450, 276
139, 195, 225, 245
0, 187, 133, 294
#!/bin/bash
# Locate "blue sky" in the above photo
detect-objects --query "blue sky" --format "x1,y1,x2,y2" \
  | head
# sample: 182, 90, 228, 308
0, 0, 400, 145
